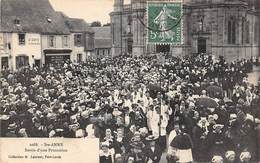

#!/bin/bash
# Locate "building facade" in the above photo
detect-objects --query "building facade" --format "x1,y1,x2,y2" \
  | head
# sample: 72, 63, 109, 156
110, 0, 260, 62
0, 0, 94, 70
92, 26, 112, 59
0, 32, 42, 70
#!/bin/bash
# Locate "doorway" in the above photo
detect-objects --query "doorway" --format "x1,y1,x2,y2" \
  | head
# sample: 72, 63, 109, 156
1, 57, 9, 70
34, 59, 40, 67
127, 38, 133, 54
16, 55, 29, 69
197, 37, 207, 54
77, 53, 82, 63
156, 44, 170, 53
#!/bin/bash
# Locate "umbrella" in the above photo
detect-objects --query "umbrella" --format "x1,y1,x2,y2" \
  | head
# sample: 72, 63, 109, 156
148, 83, 164, 99
206, 85, 224, 98
148, 83, 162, 92
195, 97, 219, 108
102, 91, 111, 98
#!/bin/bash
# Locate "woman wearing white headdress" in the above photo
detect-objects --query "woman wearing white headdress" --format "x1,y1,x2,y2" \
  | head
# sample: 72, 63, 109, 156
86, 124, 96, 138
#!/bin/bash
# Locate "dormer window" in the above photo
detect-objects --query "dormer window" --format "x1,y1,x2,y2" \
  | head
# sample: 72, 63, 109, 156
46, 17, 52, 23
14, 19, 20, 26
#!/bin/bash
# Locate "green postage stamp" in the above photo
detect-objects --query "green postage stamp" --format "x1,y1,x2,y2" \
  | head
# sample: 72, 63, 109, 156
147, 1, 183, 45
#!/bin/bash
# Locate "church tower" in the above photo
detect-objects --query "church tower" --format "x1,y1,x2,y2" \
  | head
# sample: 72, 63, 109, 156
111, 0, 124, 57
131, 0, 146, 56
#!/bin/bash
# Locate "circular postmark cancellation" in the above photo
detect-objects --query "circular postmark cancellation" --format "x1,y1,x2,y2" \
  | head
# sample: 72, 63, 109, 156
147, 0, 183, 45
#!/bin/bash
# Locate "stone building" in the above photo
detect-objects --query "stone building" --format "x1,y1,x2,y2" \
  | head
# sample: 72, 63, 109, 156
0, 0, 94, 70
110, 0, 260, 62
92, 26, 112, 59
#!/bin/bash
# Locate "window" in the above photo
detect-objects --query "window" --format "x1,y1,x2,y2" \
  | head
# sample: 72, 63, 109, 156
1, 57, 9, 70
74, 34, 82, 46
242, 18, 245, 44
112, 23, 115, 44
86, 33, 94, 50
16, 56, 29, 69
228, 18, 236, 44
254, 22, 258, 44
14, 19, 20, 26
77, 53, 82, 63
63, 36, 69, 47
46, 17, 52, 23
127, 15, 132, 25
245, 21, 250, 44
18, 33, 25, 45
48, 35, 55, 47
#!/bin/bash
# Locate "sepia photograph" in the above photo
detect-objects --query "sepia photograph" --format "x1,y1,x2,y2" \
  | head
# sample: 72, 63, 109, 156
0, 0, 260, 163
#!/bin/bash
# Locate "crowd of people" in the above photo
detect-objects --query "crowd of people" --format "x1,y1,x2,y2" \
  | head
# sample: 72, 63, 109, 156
0, 54, 259, 163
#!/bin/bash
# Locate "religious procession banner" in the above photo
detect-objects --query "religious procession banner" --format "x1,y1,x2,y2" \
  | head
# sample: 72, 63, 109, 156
147, 1, 183, 45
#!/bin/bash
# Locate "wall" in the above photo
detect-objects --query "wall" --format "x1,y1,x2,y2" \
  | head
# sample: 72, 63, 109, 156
0, 33, 10, 70
41, 35, 70, 50
9, 33, 41, 70
70, 33, 87, 63
110, 0, 260, 61
111, 13, 123, 57
41, 34, 72, 65
95, 48, 111, 58
185, 4, 259, 62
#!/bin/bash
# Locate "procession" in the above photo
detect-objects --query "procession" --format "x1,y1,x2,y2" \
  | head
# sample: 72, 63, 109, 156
1, 0, 260, 163
0, 53, 259, 163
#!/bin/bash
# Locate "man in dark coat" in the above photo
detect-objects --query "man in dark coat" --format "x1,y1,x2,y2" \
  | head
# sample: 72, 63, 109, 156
192, 117, 210, 162
144, 135, 162, 163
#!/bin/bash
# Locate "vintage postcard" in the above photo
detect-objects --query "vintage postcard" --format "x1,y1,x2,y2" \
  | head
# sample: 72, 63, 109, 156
0, 0, 259, 163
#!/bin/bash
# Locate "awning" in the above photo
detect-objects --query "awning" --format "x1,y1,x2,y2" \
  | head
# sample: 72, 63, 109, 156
44, 49, 72, 54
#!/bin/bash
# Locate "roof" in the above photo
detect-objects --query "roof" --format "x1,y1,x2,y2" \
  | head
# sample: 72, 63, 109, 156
92, 26, 111, 39
92, 26, 111, 49
57, 12, 94, 33
94, 39, 111, 49
0, 0, 70, 34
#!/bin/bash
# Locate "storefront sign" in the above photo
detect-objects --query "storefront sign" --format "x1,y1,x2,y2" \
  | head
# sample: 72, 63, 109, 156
45, 54, 70, 66
28, 38, 40, 45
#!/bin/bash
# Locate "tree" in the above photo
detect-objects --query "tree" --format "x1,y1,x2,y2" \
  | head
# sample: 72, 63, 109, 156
103, 23, 111, 27
91, 21, 102, 27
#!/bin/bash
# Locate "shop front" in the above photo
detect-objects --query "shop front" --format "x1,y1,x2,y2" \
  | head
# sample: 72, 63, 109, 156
44, 49, 72, 67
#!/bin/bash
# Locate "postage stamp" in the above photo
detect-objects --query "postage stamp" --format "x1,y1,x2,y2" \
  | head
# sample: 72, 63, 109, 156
147, 1, 183, 45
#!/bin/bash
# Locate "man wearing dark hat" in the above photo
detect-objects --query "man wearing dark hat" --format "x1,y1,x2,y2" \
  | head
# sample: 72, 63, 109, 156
5, 123, 18, 137
144, 135, 162, 163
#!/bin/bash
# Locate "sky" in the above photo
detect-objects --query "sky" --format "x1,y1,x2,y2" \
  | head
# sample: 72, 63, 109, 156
49, 0, 131, 24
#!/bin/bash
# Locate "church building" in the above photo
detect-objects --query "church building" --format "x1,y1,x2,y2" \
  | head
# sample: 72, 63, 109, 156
110, 0, 260, 62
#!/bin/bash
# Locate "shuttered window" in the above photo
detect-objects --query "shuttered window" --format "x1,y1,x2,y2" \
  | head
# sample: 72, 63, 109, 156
48, 35, 55, 47
16, 56, 29, 69
74, 34, 83, 46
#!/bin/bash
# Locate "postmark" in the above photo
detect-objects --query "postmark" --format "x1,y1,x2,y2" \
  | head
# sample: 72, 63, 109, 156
147, 0, 183, 45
